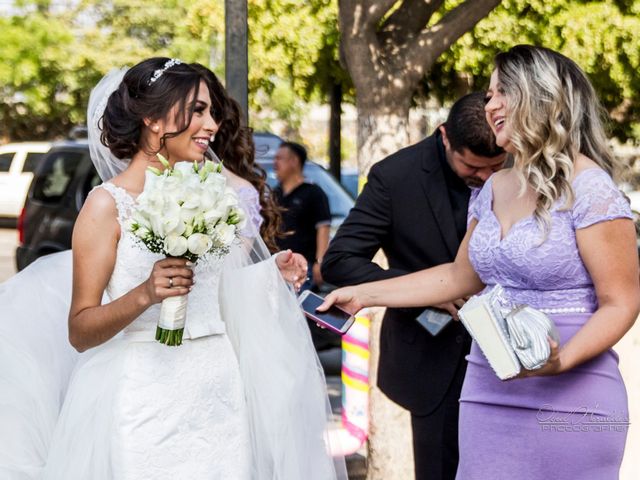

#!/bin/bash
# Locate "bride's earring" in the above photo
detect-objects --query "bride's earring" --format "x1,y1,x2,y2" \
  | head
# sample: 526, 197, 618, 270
152, 125, 160, 133
209, 134, 215, 142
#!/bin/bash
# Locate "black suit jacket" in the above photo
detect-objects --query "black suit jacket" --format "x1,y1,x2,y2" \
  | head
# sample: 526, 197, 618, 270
322, 133, 472, 415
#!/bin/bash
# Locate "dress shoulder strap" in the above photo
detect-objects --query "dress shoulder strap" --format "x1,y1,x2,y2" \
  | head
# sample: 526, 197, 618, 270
91, 182, 136, 226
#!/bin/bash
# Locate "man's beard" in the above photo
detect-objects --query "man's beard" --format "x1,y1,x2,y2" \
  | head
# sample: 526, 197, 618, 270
464, 177, 485, 188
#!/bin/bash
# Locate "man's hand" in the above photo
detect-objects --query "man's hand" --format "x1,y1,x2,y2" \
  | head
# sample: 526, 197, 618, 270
433, 297, 468, 320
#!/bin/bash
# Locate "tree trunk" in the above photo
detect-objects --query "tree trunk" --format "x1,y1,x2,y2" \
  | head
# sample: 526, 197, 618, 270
356, 108, 410, 179
356, 105, 415, 480
366, 305, 415, 480
329, 82, 342, 181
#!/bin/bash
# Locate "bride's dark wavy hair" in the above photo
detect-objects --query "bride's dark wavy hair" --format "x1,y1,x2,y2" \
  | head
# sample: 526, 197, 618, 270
101, 57, 207, 160
190, 63, 282, 252
101, 57, 282, 251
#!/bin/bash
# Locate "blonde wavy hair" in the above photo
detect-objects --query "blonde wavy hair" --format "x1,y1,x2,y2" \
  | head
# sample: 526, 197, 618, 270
494, 45, 625, 233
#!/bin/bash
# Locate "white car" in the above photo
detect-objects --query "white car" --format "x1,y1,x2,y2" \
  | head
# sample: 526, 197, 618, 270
0, 142, 51, 217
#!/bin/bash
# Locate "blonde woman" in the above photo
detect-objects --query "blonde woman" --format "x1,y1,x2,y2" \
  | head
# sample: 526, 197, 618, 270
321, 45, 640, 478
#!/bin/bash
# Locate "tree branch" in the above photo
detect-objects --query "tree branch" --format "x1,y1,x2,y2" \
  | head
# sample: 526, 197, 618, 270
404, 0, 502, 81
363, 0, 399, 27
339, 0, 395, 93
381, 0, 444, 42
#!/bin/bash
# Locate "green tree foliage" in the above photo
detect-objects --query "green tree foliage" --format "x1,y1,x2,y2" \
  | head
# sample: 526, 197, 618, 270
2, 0, 639, 141
0, 12, 91, 139
0, 0, 339, 140
423, 0, 640, 140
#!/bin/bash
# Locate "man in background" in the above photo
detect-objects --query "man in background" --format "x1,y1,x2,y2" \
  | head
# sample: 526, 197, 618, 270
274, 141, 331, 292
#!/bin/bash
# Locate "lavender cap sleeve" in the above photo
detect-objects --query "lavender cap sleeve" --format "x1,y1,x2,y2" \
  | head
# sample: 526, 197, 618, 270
571, 168, 633, 229
467, 178, 492, 227
236, 185, 264, 235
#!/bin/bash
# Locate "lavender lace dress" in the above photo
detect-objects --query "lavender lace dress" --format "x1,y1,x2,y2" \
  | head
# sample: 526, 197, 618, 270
460, 168, 633, 479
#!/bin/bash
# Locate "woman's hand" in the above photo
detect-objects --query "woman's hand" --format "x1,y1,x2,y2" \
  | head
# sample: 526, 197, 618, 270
514, 338, 563, 379
275, 250, 308, 290
144, 257, 194, 305
317, 286, 368, 316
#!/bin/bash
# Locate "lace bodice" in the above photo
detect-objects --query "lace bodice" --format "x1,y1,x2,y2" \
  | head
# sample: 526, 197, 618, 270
468, 168, 632, 312
96, 183, 227, 340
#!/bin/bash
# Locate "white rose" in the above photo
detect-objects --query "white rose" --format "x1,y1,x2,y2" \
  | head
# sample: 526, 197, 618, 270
164, 233, 188, 257
204, 172, 227, 192
161, 205, 183, 235
221, 189, 239, 211
181, 189, 202, 210
203, 206, 224, 226
167, 220, 187, 237
163, 177, 183, 203
187, 233, 212, 256
214, 223, 236, 247
140, 190, 165, 217
199, 188, 218, 211
173, 161, 194, 176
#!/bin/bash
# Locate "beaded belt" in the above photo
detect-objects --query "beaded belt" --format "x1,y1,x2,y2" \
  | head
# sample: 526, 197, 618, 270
538, 306, 589, 314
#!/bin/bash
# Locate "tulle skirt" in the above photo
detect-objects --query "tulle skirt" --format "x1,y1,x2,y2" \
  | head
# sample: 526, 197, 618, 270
43, 333, 250, 479
0, 251, 347, 479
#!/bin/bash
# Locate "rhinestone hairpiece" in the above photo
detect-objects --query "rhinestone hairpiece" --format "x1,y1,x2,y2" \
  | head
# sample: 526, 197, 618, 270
148, 58, 182, 86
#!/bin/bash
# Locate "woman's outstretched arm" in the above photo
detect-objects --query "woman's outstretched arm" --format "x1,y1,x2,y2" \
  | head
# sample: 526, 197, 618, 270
319, 220, 485, 314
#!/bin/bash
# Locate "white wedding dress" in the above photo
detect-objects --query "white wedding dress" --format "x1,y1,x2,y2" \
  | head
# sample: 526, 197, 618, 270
0, 181, 345, 479
43, 182, 251, 478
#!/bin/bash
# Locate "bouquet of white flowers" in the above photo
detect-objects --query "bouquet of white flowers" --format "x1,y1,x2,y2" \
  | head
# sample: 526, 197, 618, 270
129, 154, 246, 346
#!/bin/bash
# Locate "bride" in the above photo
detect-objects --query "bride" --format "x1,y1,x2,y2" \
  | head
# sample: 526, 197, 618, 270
0, 58, 346, 479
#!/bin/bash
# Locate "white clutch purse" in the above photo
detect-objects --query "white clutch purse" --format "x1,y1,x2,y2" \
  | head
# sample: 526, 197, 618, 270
458, 285, 560, 380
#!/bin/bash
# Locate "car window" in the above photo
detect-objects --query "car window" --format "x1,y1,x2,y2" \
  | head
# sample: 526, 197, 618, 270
32, 150, 85, 202
0, 153, 13, 172
22, 152, 46, 173
341, 173, 359, 199
80, 165, 102, 204
253, 134, 282, 161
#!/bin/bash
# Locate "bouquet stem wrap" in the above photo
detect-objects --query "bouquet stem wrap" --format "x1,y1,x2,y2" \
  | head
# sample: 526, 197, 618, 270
156, 295, 188, 346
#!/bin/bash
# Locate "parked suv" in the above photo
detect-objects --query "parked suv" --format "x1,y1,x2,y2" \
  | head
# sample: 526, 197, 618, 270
0, 142, 51, 218
16, 140, 99, 270
16, 133, 354, 270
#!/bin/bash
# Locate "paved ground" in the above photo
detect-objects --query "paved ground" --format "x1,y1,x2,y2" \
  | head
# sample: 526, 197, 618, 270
616, 323, 640, 480
0, 227, 637, 477
0, 227, 17, 283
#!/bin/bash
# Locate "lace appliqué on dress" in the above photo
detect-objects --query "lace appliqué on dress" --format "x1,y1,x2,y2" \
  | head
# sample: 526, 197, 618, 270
468, 169, 632, 312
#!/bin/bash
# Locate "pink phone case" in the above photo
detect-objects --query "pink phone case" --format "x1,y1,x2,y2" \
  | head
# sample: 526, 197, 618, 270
298, 291, 355, 334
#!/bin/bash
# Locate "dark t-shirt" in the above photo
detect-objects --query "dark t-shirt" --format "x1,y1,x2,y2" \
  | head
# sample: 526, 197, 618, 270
274, 182, 331, 263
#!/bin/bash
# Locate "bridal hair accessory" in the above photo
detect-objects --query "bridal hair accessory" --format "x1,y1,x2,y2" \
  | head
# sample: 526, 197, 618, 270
88, 68, 130, 181
148, 58, 182, 85
458, 285, 560, 380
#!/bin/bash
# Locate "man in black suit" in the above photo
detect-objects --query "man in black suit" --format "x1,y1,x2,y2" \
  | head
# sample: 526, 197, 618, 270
321, 93, 506, 480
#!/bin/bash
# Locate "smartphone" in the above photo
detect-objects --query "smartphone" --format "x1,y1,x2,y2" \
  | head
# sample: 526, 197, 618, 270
298, 290, 356, 335
416, 307, 453, 336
